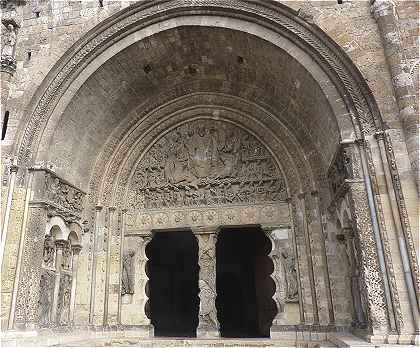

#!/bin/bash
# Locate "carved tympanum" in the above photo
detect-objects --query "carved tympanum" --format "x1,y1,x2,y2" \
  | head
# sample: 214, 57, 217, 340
128, 119, 286, 210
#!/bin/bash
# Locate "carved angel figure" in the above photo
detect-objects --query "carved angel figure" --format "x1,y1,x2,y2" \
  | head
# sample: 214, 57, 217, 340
43, 235, 55, 267
1, 24, 16, 59
121, 250, 135, 295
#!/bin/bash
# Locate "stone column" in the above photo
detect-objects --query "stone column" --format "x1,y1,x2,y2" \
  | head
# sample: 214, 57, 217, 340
51, 239, 66, 325
371, 0, 418, 187
69, 245, 82, 325
297, 193, 319, 325
196, 229, 219, 338
290, 197, 314, 325
342, 227, 367, 327
88, 206, 102, 325
14, 203, 48, 329
0, 164, 18, 268
103, 207, 115, 326
347, 180, 389, 337
375, 131, 420, 334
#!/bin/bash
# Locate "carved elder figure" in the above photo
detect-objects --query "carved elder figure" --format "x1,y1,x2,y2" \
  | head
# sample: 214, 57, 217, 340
43, 235, 55, 267
122, 250, 135, 295
281, 247, 299, 302
1, 24, 16, 59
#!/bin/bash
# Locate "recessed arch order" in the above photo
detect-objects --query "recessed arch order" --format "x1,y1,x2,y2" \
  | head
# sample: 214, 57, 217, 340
15, 0, 384, 188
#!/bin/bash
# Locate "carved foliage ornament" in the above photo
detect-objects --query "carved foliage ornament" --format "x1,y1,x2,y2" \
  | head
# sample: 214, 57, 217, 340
128, 119, 287, 210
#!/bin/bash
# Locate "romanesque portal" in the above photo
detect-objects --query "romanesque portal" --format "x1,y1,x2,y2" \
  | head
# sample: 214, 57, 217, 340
1, 0, 418, 346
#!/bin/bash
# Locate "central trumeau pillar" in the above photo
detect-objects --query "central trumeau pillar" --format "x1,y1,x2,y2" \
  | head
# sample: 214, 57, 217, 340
195, 227, 219, 338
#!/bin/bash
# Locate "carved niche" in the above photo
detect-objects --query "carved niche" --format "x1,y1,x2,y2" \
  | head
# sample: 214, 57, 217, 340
126, 119, 288, 230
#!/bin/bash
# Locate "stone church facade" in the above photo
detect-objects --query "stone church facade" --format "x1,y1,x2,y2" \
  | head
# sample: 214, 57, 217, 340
0, 0, 418, 346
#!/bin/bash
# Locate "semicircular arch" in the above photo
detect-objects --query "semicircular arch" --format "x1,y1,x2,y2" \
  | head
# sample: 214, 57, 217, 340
15, 0, 382, 170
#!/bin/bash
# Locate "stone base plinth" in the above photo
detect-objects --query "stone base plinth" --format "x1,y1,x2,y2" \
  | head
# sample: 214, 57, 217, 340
197, 327, 219, 338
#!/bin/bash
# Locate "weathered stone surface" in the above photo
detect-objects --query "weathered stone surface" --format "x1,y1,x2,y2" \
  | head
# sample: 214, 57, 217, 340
0, 0, 418, 345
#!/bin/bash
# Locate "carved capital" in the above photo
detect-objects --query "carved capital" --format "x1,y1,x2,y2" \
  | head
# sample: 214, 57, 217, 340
54, 239, 68, 252
192, 226, 219, 235
374, 131, 386, 141
9, 164, 19, 173
71, 245, 82, 255
371, 0, 395, 20
0, 56, 16, 74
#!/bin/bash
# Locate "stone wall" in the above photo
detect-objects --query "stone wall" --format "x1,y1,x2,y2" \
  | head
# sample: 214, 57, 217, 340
0, 0, 418, 341
0, 0, 414, 155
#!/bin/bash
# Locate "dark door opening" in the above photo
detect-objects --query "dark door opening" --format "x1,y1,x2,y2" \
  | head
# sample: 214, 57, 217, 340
148, 230, 199, 337
216, 226, 276, 338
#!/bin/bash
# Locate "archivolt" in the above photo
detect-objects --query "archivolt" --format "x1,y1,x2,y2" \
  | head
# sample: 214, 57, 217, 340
94, 93, 318, 207
15, 0, 383, 168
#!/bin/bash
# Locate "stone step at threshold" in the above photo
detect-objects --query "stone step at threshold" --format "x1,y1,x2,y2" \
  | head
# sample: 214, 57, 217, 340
1, 336, 336, 348
57, 338, 335, 348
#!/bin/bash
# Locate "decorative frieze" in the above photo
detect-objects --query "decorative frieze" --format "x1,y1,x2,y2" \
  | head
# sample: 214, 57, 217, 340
126, 203, 289, 232
44, 172, 84, 219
